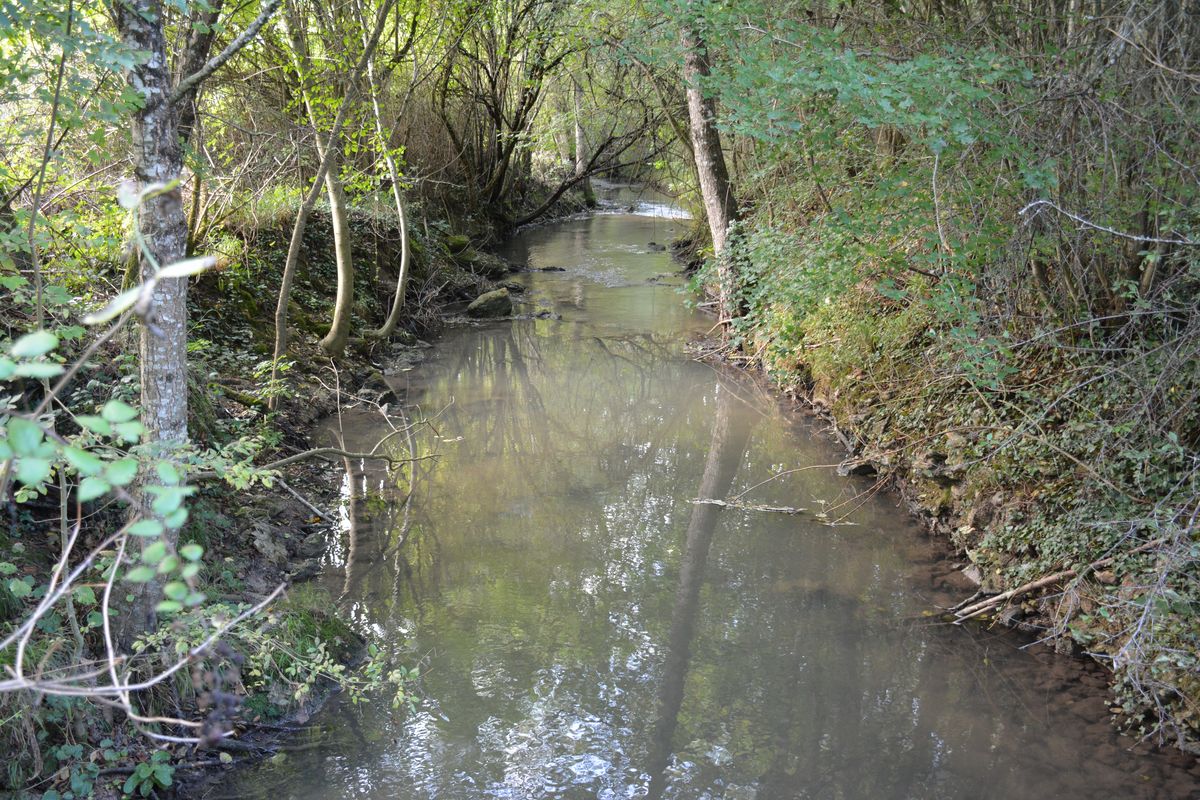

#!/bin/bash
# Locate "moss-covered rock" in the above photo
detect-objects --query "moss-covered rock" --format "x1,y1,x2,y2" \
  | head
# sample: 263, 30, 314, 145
466, 288, 513, 317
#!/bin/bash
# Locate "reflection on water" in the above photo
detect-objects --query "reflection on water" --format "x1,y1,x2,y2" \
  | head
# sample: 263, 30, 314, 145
216, 191, 1198, 799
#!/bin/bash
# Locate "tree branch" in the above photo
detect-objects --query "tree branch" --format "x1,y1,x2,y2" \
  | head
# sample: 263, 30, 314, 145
170, 0, 283, 107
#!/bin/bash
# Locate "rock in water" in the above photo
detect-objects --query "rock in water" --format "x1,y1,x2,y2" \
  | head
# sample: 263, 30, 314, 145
466, 288, 513, 317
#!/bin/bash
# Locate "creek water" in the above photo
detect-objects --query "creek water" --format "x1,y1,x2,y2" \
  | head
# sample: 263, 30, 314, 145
214, 188, 1198, 799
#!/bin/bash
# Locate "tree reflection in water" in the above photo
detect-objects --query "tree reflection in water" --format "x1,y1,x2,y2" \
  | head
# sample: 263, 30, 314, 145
220, 198, 1197, 800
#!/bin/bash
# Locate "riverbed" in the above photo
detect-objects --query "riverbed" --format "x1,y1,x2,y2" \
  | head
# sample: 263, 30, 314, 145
212, 188, 1199, 799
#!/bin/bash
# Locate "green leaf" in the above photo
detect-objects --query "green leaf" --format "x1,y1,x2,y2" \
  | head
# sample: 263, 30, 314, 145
73, 585, 96, 604
113, 421, 144, 443
163, 581, 187, 601
157, 555, 179, 574
155, 600, 182, 614
101, 400, 138, 423
78, 476, 111, 502
124, 566, 155, 583
16, 458, 51, 486
7, 578, 31, 598
181, 563, 201, 579
10, 331, 58, 358
150, 486, 192, 516
76, 415, 111, 436
141, 541, 167, 565
128, 519, 164, 537
180, 543, 203, 561
0, 357, 14, 379
152, 764, 173, 787
163, 507, 189, 530
63, 446, 104, 476
185, 591, 206, 606
0, 562, 16, 576
13, 362, 65, 379
105, 459, 139, 486
7, 417, 44, 456
155, 461, 180, 485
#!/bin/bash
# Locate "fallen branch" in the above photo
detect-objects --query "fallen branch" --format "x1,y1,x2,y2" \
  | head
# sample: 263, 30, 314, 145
953, 537, 1168, 623
277, 477, 334, 521
193, 447, 435, 481
693, 498, 806, 515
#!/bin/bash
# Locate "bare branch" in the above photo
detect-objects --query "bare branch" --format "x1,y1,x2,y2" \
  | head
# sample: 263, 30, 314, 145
170, 0, 284, 107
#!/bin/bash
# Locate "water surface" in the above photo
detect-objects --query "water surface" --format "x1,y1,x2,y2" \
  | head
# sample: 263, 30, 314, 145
215, 190, 1198, 799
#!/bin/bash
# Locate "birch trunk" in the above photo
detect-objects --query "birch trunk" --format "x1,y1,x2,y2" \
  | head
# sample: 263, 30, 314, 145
113, 0, 189, 645
680, 18, 739, 322
573, 78, 595, 206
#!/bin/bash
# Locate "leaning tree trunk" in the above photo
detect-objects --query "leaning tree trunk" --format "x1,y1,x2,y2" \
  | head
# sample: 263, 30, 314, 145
680, 18, 739, 322
112, 0, 189, 647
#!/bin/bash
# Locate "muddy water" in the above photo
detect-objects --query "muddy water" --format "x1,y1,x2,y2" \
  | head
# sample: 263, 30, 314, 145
215, 188, 1199, 799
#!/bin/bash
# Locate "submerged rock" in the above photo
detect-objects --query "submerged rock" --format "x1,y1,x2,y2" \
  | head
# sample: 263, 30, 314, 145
361, 370, 397, 403
467, 288, 513, 317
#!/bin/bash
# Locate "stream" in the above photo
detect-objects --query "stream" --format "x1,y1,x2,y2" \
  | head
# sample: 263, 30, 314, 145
212, 187, 1199, 799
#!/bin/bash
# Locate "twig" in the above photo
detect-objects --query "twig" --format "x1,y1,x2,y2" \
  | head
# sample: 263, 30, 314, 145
1020, 199, 1199, 246
693, 498, 806, 514
192, 446, 433, 481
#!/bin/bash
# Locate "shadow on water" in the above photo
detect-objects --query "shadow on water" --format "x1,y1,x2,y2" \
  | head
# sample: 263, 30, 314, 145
211, 187, 1199, 800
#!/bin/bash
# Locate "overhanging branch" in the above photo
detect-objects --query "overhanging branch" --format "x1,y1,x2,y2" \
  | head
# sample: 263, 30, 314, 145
170, 0, 283, 106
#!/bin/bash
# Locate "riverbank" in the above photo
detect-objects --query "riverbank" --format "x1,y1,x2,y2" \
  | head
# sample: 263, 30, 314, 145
693, 237, 1200, 754
0, 187, 548, 795
212, 202, 1200, 799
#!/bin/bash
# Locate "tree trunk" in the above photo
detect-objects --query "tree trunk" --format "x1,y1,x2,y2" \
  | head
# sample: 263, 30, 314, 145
273, 0, 393, 388
573, 78, 596, 206
363, 27, 410, 340
316, 142, 355, 358
680, 17, 739, 321
284, 0, 354, 359
112, 0, 189, 646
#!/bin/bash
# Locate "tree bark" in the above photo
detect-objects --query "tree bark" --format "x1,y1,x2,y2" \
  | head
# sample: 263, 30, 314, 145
573, 77, 595, 206
680, 16, 739, 321
315, 139, 355, 358
112, 0, 189, 646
